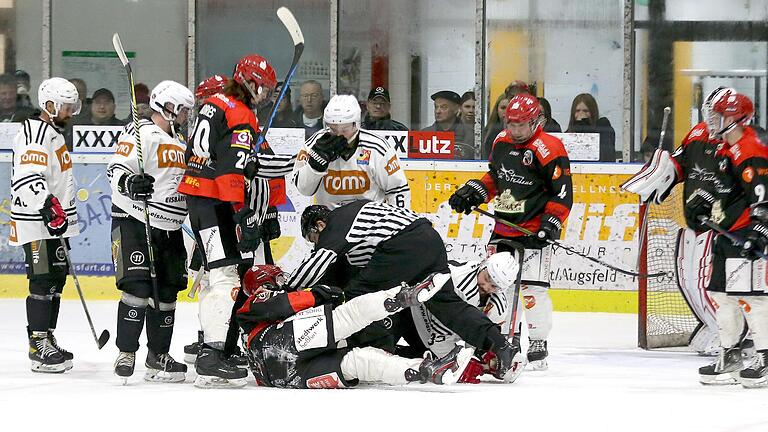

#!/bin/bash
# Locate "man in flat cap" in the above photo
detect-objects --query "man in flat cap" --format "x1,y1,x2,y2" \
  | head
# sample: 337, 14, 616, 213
422, 90, 474, 159
362, 86, 407, 131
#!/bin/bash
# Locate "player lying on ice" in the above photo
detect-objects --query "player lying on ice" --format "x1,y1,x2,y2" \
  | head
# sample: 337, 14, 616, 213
235, 268, 477, 388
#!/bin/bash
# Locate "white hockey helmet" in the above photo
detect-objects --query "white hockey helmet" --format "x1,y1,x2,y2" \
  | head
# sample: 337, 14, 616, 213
324, 94, 361, 126
150, 80, 194, 121
484, 252, 520, 290
38, 77, 81, 118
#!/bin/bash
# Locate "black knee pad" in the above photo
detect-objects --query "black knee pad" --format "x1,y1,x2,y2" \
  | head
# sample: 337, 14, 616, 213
119, 280, 154, 300
29, 275, 64, 297
157, 285, 182, 305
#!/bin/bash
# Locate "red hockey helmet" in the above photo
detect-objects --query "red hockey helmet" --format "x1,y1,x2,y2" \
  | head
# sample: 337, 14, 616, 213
504, 93, 544, 143
233, 54, 277, 96
712, 90, 754, 134
195, 74, 229, 100
242, 265, 286, 297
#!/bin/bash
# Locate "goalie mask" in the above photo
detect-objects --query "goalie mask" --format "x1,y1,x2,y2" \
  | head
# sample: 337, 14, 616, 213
242, 265, 286, 297
702, 86, 735, 139
504, 93, 544, 144
711, 90, 754, 138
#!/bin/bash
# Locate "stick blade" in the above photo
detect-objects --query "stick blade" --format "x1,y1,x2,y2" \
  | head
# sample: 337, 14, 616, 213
277, 7, 304, 45
112, 33, 130, 67
97, 330, 110, 349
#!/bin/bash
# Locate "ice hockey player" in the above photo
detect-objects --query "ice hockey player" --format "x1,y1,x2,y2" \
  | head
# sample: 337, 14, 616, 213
107, 80, 194, 383
237, 265, 473, 388
448, 93, 573, 370
289, 200, 522, 381
9, 77, 80, 373
292, 94, 410, 209
410, 251, 524, 383
623, 89, 768, 388
179, 54, 296, 388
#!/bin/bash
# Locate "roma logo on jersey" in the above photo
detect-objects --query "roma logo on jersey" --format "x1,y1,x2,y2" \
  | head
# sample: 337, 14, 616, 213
55, 145, 72, 171
323, 170, 370, 195
157, 144, 186, 169
115, 141, 134, 157
20, 150, 48, 166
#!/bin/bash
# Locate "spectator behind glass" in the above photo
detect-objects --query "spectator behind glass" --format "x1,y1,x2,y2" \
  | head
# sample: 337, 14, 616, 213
258, 81, 299, 128
481, 93, 510, 159
459, 91, 475, 126
14, 70, 33, 109
296, 80, 325, 138
86, 88, 125, 125
362, 86, 407, 131
567, 93, 616, 162
504, 80, 530, 99
134, 83, 153, 119
640, 137, 655, 163
422, 90, 473, 159
538, 97, 562, 133
0, 73, 33, 122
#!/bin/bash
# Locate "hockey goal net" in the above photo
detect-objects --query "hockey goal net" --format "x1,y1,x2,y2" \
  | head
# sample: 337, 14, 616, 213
638, 184, 700, 349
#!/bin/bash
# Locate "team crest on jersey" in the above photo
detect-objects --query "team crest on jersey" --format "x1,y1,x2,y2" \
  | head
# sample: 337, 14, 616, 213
357, 149, 371, 165
522, 150, 534, 166
742, 166, 754, 183
231, 129, 252, 150
493, 190, 525, 214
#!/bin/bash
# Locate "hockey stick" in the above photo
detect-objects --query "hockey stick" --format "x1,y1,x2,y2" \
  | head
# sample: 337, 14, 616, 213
473, 207, 667, 278
59, 238, 110, 349
635, 106, 671, 271
698, 216, 768, 260
112, 33, 161, 308
180, 223, 206, 299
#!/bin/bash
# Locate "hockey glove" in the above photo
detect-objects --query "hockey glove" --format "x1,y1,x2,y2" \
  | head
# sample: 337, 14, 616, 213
741, 222, 768, 260
244, 155, 259, 181
262, 206, 281, 241
310, 284, 345, 307
233, 207, 262, 253
119, 173, 155, 201
307, 133, 345, 172
449, 179, 489, 215
39, 195, 68, 236
537, 214, 562, 242
684, 189, 715, 230
492, 340, 524, 383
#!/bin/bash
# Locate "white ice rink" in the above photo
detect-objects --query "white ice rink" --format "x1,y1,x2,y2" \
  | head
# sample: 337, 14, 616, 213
1, 299, 767, 432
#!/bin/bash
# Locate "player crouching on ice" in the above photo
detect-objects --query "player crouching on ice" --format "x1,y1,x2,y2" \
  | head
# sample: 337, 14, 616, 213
235, 266, 472, 388
623, 89, 768, 388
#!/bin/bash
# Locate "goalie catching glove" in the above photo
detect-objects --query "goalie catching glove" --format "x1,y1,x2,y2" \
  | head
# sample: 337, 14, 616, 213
620, 149, 677, 204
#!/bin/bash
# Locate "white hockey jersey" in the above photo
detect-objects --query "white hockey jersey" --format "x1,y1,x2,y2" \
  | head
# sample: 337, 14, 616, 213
108, 119, 187, 231
292, 128, 411, 209
9, 118, 78, 246
411, 260, 509, 357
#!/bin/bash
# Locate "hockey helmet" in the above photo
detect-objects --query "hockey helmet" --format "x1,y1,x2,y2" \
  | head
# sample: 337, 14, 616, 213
242, 265, 286, 297
711, 90, 754, 136
702, 86, 734, 139
195, 74, 229, 100
301, 205, 331, 242
504, 93, 544, 143
38, 77, 81, 118
233, 54, 277, 99
484, 252, 520, 291
324, 94, 361, 127
150, 80, 194, 121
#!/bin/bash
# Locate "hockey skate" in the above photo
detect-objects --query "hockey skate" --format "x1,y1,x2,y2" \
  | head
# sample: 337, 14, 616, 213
114, 351, 136, 385
408, 345, 474, 385
740, 350, 768, 389
144, 351, 187, 383
699, 346, 743, 385
526, 339, 548, 371
194, 345, 248, 389
28, 331, 70, 373
227, 346, 249, 368
183, 331, 203, 364
384, 273, 449, 313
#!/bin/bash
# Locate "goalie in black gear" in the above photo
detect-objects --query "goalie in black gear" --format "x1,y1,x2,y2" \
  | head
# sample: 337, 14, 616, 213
237, 266, 473, 388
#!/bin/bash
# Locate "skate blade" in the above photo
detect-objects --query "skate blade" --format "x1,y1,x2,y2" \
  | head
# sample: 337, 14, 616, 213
439, 347, 474, 385
740, 376, 768, 389
699, 372, 740, 385
183, 353, 197, 365
144, 369, 186, 383
526, 359, 548, 371
194, 375, 247, 389
501, 353, 525, 383
30, 361, 68, 374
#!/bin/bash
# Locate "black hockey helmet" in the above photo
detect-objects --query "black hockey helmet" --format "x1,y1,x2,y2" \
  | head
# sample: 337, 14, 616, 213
301, 205, 331, 241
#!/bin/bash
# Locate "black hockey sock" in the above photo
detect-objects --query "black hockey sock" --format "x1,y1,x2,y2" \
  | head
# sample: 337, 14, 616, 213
146, 306, 175, 354
224, 287, 247, 356
26, 296, 52, 332
116, 301, 146, 353
48, 295, 61, 330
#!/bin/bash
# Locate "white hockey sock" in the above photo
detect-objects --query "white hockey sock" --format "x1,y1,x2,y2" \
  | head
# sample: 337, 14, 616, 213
710, 291, 746, 348
741, 296, 768, 351
340, 347, 421, 385
523, 284, 553, 340
199, 265, 238, 345
332, 287, 401, 342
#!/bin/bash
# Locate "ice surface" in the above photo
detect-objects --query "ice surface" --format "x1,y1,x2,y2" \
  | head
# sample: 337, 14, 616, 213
1, 299, 766, 431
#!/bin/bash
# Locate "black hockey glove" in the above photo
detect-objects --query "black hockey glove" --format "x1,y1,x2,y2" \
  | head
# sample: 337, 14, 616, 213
492, 340, 523, 382
244, 155, 259, 181
742, 222, 768, 260
233, 207, 262, 253
449, 179, 489, 215
39, 194, 68, 236
262, 206, 281, 242
119, 173, 155, 201
310, 284, 345, 307
307, 133, 345, 172
684, 189, 715, 231
537, 214, 562, 242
